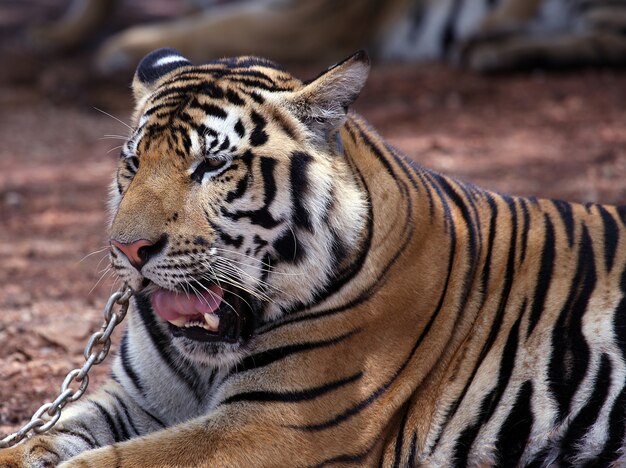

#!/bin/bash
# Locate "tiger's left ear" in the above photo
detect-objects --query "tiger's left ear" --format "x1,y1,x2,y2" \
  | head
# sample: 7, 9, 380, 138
287, 50, 370, 146
132, 48, 192, 103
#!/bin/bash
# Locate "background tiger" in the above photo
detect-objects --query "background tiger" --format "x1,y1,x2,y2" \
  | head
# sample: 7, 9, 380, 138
1, 48, 626, 466
30, 0, 626, 73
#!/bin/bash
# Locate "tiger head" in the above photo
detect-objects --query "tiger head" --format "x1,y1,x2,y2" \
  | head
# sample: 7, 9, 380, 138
109, 49, 370, 366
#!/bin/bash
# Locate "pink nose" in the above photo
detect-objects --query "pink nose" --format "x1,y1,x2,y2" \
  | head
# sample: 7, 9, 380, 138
111, 239, 155, 271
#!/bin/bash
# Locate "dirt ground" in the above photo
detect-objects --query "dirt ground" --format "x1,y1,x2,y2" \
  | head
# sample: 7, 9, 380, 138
1, 1, 626, 440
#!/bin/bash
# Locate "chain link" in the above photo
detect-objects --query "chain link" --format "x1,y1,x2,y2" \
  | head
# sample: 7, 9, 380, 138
0, 285, 132, 449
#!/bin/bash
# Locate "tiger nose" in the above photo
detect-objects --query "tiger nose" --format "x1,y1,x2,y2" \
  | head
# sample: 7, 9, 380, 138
111, 238, 161, 271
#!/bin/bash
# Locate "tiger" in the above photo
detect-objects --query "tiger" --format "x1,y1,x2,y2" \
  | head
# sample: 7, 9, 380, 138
2, 47, 626, 467
30, 0, 626, 74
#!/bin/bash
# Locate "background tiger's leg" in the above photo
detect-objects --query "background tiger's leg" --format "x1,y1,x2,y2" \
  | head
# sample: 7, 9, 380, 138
27, 0, 118, 52
95, 0, 383, 74
466, 32, 626, 72
0, 379, 166, 467
478, 0, 543, 33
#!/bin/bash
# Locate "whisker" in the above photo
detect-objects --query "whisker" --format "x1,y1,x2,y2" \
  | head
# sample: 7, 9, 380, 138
89, 266, 113, 295
212, 250, 304, 277
94, 107, 133, 131
192, 280, 239, 316
100, 135, 129, 141
198, 274, 254, 314
107, 145, 125, 154
212, 259, 286, 296
78, 246, 110, 263
211, 270, 272, 303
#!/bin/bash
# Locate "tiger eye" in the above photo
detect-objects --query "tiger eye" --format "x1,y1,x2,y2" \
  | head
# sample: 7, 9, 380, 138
191, 158, 227, 182
206, 158, 226, 168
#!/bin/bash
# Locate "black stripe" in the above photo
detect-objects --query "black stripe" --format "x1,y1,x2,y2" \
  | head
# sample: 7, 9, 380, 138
226, 89, 245, 106
258, 118, 412, 329
596, 384, 626, 463
519, 198, 530, 264
294, 233, 455, 431
219, 157, 282, 229
250, 110, 268, 146
593, 267, 626, 462
311, 448, 373, 467
273, 230, 304, 263
225, 173, 249, 203
55, 427, 95, 448
246, 90, 265, 104
448, 197, 519, 461
559, 353, 612, 464
236, 328, 360, 373
260, 156, 277, 207
552, 200, 575, 248
118, 330, 146, 397
452, 316, 522, 466
188, 99, 227, 119
356, 124, 398, 180
138, 406, 167, 429
229, 77, 288, 92
206, 215, 244, 248
218, 135, 230, 152
135, 294, 204, 404
478, 195, 499, 302
526, 214, 556, 337
290, 151, 314, 232
435, 175, 480, 305
151, 81, 224, 103
222, 372, 361, 404
392, 405, 410, 468
252, 234, 268, 255
407, 432, 417, 467
104, 389, 139, 437
275, 152, 374, 315
92, 401, 125, 443
548, 225, 595, 421
596, 204, 619, 272
494, 380, 534, 465
234, 118, 245, 137
115, 397, 140, 436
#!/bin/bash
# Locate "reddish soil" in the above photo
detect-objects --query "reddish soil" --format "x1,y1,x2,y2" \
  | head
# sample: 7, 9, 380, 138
1, 1, 626, 441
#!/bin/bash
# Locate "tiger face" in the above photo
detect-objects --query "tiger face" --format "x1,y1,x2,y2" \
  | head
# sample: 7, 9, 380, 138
109, 49, 369, 366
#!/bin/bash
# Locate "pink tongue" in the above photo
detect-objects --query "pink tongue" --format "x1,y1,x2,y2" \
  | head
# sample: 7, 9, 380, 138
151, 286, 223, 321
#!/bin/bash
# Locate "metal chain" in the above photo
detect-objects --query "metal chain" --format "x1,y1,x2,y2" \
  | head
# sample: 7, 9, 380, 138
0, 285, 132, 449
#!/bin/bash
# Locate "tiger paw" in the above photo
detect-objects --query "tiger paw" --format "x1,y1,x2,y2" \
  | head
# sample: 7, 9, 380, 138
60, 446, 123, 468
0, 438, 61, 468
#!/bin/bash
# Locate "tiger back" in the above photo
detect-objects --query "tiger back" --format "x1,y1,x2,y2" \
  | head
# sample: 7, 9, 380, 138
1, 48, 626, 467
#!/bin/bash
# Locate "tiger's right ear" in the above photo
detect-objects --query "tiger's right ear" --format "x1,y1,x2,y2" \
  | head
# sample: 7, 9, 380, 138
132, 48, 192, 103
285, 50, 370, 147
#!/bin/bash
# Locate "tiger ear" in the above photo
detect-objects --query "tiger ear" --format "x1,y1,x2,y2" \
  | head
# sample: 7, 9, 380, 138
132, 48, 192, 102
288, 50, 370, 146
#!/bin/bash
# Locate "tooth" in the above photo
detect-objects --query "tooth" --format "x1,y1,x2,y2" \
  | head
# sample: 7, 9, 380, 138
168, 317, 188, 327
204, 313, 220, 330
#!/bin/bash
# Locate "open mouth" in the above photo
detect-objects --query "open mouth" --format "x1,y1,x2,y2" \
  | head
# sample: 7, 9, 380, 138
150, 283, 254, 343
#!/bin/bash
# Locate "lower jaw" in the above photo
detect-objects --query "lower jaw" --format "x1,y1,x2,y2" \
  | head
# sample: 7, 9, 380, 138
170, 336, 246, 367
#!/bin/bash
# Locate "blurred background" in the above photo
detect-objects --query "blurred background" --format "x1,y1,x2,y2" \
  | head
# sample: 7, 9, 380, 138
1, 0, 625, 437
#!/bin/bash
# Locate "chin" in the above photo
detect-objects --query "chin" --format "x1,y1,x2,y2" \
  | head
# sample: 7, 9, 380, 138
171, 338, 249, 369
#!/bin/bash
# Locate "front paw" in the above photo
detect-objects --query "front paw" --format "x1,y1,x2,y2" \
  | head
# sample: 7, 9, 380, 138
60, 446, 119, 468
0, 438, 61, 468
